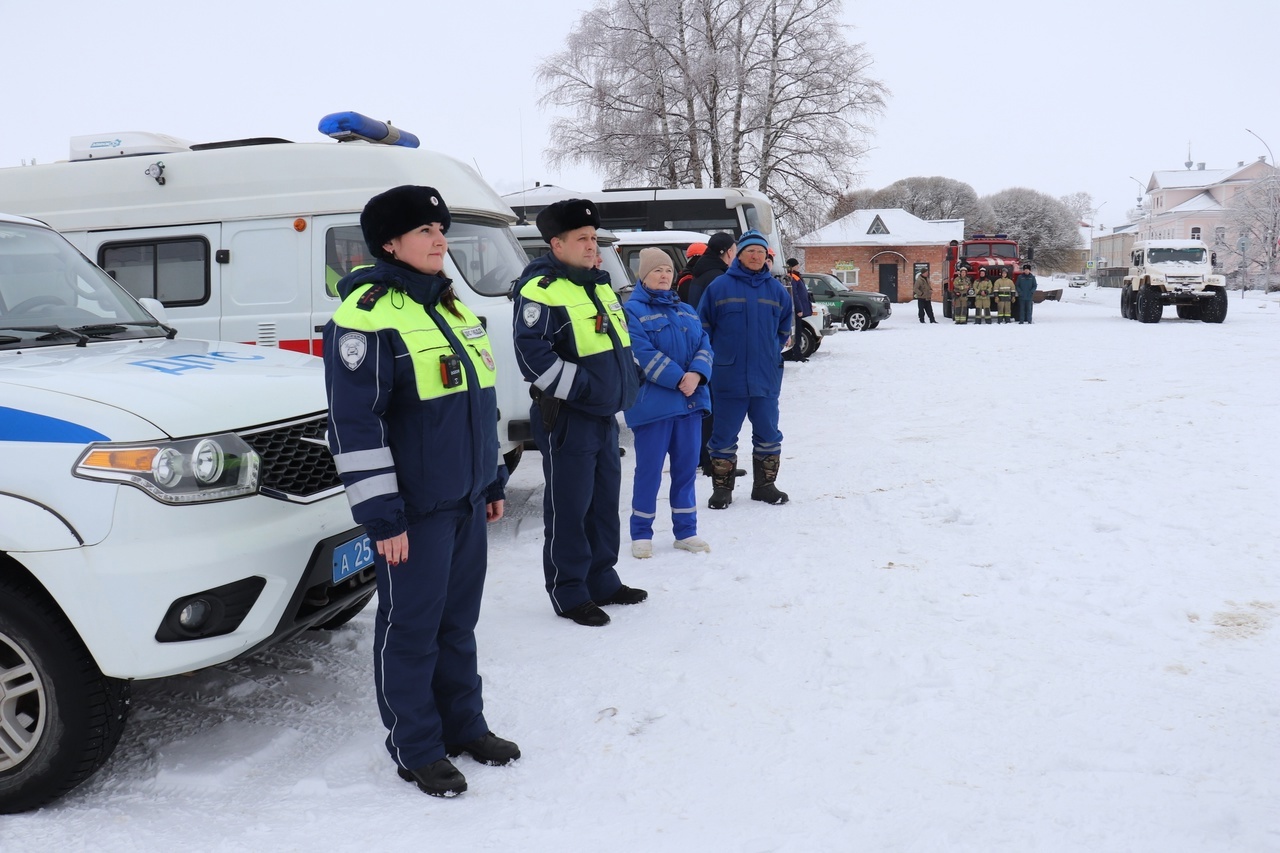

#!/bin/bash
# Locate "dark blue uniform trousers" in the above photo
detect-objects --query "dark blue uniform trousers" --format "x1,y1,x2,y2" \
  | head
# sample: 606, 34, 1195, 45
630, 413, 701, 541
531, 403, 623, 613
708, 394, 783, 460
372, 495, 489, 771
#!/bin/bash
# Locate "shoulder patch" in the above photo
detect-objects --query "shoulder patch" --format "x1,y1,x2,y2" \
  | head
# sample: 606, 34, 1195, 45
338, 331, 368, 370
356, 284, 389, 312
522, 302, 543, 327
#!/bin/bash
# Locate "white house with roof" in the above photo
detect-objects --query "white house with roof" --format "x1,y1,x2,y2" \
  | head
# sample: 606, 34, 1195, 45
792, 209, 964, 302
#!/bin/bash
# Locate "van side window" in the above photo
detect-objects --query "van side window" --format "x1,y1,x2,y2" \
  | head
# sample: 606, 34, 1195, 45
325, 226, 371, 297
100, 239, 209, 306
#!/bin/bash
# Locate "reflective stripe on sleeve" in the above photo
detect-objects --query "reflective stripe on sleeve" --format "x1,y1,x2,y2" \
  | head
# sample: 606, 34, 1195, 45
333, 447, 395, 474
344, 472, 399, 506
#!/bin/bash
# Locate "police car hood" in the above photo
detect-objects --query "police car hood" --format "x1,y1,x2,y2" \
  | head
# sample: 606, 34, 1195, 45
0, 339, 325, 437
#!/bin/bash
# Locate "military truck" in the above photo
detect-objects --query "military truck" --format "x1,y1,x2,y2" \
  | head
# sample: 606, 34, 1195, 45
1119, 239, 1227, 323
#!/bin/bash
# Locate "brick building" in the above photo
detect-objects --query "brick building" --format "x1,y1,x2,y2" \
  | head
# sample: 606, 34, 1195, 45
792, 209, 964, 303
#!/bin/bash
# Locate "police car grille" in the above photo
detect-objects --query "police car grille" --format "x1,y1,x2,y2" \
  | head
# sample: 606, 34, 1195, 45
240, 415, 342, 502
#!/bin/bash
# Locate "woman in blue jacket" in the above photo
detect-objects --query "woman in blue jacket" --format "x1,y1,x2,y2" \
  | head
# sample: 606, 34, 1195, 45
623, 248, 714, 558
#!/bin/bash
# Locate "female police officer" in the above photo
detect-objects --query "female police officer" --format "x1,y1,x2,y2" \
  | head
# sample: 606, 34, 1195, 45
323, 185, 517, 798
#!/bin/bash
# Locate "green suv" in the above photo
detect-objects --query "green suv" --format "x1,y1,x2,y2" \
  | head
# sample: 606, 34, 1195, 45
802, 273, 892, 331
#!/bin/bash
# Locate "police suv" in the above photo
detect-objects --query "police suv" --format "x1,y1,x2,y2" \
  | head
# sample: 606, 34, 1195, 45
0, 214, 374, 812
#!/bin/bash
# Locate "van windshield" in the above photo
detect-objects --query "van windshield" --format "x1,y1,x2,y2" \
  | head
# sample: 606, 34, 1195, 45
447, 219, 529, 297
0, 221, 165, 349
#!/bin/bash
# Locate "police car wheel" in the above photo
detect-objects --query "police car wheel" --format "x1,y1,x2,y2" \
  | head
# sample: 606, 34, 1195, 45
798, 325, 818, 359
0, 576, 130, 814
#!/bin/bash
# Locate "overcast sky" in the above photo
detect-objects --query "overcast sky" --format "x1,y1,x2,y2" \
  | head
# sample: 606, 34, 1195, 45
4, 0, 1275, 232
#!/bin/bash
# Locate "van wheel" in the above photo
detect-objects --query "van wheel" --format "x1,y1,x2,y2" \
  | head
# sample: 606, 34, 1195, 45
0, 578, 130, 814
1199, 287, 1228, 324
845, 309, 870, 331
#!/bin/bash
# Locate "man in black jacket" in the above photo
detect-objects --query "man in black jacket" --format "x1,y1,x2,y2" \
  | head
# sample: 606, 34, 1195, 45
680, 231, 736, 310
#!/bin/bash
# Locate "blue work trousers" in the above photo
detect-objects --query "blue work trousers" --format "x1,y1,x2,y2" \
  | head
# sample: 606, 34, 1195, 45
630, 413, 701, 541
531, 403, 623, 613
372, 495, 489, 771
708, 395, 783, 459
1017, 294, 1034, 322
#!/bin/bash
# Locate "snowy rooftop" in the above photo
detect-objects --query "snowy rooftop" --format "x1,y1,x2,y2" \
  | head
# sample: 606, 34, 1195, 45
1168, 190, 1224, 214
793, 208, 964, 247
1148, 160, 1266, 191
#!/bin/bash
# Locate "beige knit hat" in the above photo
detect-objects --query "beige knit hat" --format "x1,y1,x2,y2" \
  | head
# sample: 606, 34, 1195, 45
637, 247, 674, 283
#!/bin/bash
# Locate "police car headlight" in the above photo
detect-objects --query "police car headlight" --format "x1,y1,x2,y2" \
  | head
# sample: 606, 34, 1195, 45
75, 433, 260, 504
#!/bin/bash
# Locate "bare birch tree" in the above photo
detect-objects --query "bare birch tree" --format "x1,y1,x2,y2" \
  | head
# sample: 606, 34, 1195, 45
982, 188, 1081, 270
537, 0, 886, 235
868, 177, 986, 224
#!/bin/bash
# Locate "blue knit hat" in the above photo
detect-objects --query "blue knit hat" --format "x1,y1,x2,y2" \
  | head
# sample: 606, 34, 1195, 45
737, 229, 769, 252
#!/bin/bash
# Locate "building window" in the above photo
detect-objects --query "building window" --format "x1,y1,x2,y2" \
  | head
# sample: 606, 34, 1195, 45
1191, 227, 1201, 241
833, 267, 859, 287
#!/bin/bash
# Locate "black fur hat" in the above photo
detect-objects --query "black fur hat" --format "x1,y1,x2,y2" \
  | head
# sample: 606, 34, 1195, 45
361, 185, 451, 260
536, 198, 602, 243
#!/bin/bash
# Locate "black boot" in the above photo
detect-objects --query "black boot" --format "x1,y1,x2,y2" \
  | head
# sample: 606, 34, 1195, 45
708, 456, 736, 509
446, 732, 521, 766
750, 455, 789, 504
398, 759, 468, 797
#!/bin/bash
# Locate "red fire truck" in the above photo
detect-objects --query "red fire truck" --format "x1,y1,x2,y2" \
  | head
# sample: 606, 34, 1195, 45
942, 234, 1028, 318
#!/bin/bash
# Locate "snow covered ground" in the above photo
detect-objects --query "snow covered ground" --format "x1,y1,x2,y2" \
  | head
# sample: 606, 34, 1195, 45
4, 288, 1278, 853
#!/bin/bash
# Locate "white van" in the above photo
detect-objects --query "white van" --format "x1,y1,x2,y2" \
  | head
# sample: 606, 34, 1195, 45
0, 213, 374, 812
0, 113, 532, 466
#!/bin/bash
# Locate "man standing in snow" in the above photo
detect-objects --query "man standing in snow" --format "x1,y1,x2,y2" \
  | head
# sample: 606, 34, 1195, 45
512, 199, 646, 628
993, 268, 1015, 324
951, 268, 972, 324
697, 230, 793, 508
1016, 263, 1038, 324
972, 269, 993, 324
913, 269, 937, 323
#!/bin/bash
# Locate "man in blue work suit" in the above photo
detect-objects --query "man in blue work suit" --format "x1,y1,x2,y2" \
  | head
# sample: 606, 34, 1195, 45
512, 199, 645, 627
698, 230, 793, 509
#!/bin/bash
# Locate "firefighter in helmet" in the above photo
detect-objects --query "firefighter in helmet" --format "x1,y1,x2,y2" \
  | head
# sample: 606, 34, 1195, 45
972, 268, 993, 324
993, 267, 1015, 324
951, 266, 972, 324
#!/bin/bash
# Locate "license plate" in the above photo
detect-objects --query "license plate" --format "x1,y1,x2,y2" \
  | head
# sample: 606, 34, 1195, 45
332, 534, 375, 583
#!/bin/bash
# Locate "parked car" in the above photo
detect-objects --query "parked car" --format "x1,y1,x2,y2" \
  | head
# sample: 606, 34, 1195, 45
0, 213, 373, 812
801, 273, 892, 331
1068, 275, 1088, 288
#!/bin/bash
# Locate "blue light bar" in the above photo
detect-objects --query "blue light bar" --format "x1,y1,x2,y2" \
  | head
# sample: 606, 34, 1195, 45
318, 112, 420, 148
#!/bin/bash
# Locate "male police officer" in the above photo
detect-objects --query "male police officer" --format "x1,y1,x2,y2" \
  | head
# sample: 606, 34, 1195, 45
512, 199, 644, 627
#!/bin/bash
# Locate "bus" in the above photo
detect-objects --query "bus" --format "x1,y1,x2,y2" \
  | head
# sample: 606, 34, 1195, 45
502, 184, 781, 255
